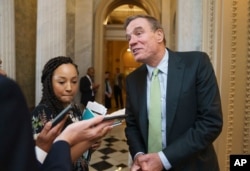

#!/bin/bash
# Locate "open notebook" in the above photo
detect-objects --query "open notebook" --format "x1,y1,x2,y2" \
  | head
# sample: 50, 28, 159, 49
82, 101, 126, 126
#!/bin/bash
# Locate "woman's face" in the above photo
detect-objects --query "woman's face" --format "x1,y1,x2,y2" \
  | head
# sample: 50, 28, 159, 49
52, 63, 78, 105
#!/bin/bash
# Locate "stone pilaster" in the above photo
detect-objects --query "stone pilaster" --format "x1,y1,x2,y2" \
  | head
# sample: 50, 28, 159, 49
35, 0, 67, 104
0, 0, 15, 79
74, 0, 94, 104
175, 0, 202, 51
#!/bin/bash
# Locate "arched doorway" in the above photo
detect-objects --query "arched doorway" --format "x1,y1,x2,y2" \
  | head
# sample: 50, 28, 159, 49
94, 0, 160, 103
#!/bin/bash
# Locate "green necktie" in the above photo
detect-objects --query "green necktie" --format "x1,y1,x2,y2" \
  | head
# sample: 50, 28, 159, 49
148, 68, 162, 153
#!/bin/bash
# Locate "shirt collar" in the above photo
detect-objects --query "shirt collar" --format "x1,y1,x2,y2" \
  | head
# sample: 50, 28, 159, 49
146, 49, 169, 78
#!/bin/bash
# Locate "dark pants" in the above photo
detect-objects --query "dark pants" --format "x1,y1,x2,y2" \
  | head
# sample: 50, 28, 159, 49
105, 95, 111, 109
114, 85, 123, 108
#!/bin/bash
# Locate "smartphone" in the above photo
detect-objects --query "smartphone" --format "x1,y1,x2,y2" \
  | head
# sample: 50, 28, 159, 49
51, 103, 74, 127
103, 114, 127, 121
111, 120, 123, 127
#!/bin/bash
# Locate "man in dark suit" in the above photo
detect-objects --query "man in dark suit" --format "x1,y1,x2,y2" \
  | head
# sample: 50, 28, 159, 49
0, 75, 72, 171
104, 71, 112, 109
124, 15, 223, 171
0, 75, 113, 171
113, 67, 124, 109
80, 67, 100, 107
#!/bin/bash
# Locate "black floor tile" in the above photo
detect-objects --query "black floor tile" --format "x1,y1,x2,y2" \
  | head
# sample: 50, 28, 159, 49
91, 161, 113, 170
120, 149, 128, 153
98, 147, 117, 155
89, 122, 130, 171
103, 137, 119, 143
100, 156, 110, 160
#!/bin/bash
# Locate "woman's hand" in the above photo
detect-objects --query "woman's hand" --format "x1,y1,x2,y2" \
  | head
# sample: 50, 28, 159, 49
91, 140, 102, 151
36, 115, 68, 152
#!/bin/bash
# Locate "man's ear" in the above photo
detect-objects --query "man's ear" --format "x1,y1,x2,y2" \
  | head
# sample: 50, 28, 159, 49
155, 29, 164, 43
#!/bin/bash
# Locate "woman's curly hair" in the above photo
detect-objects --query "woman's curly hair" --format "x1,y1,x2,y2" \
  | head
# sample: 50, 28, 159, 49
40, 56, 79, 116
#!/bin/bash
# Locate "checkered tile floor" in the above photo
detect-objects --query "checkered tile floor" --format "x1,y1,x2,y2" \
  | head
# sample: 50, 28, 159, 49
89, 122, 131, 171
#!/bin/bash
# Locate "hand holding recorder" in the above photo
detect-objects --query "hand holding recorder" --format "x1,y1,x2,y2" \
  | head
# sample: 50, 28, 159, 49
51, 103, 76, 127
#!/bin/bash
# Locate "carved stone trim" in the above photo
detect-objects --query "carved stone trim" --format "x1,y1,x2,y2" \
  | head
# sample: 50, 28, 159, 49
207, 0, 215, 62
225, 0, 238, 169
243, 0, 250, 154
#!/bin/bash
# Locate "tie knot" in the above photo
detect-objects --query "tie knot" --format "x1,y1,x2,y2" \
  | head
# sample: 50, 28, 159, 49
153, 68, 159, 77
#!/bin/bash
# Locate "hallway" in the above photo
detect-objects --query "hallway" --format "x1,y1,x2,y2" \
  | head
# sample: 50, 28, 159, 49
89, 122, 130, 171
1, 1, 250, 170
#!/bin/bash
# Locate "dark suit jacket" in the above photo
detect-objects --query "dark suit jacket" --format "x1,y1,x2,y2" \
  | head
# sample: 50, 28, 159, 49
125, 49, 223, 171
79, 75, 94, 106
0, 75, 71, 171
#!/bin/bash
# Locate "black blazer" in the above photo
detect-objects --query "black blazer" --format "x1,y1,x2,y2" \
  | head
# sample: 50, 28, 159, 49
125, 49, 223, 171
0, 75, 71, 171
79, 75, 94, 106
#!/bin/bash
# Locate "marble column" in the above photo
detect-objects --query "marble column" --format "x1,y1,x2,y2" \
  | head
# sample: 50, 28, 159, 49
74, 0, 93, 104
175, 0, 202, 51
36, 0, 67, 104
75, 0, 93, 73
161, 0, 173, 49
0, 0, 15, 79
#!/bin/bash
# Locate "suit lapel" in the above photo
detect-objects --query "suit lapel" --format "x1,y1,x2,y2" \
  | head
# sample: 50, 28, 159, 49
136, 66, 148, 143
167, 50, 185, 134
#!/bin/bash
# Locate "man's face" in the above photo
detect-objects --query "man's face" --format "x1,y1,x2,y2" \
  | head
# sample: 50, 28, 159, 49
105, 73, 109, 79
125, 18, 160, 63
88, 68, 95, 78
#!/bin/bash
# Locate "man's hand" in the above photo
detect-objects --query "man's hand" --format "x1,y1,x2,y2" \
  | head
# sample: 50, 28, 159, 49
55, 115, 113, 147
93, 83, 100, 92
131, 153, 163, 171
131, 153, 145, 171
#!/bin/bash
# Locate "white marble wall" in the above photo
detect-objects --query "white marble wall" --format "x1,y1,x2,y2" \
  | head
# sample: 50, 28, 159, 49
35, 0, 67, 104
0, 0, 15, 79
176, 0, 202, 51
34, 0, 94, 105
74, 0, 94, 104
